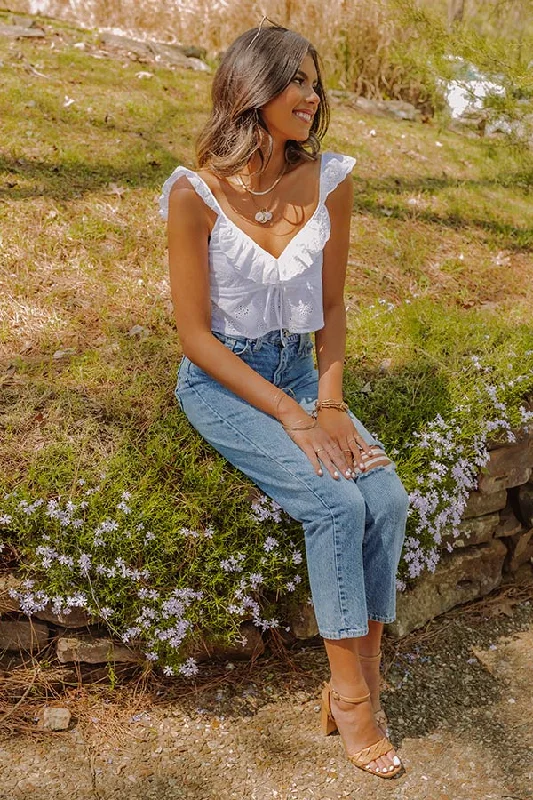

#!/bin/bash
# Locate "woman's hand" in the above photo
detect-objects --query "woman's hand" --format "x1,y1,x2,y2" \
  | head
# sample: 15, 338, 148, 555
284, 420, 354, 479
277, 398, 356, 479
316, 408, 374, 475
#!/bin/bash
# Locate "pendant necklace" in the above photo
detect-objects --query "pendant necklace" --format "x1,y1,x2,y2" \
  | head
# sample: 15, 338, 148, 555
236, 163, 287, 224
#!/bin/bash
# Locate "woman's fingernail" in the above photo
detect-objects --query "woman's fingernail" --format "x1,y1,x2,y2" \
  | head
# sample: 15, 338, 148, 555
318, 468, 323, 476
345, 469, 352, 477
333, 470, 339, 479
393, 755, 401, 766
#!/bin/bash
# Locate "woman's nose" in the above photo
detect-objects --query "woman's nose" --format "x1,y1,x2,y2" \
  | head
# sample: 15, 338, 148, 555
307, 87, 320, 107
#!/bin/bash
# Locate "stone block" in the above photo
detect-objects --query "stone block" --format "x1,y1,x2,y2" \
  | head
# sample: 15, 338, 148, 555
197, 622, 265, 661
41, 707, 71, 731
442, 513, 499, 549
0, 574, 23, 613
495, 505, 524, 538
478, 440, 533, 493
57, 635, 141, 664
287, 602, 319, 639
386, 538, 507, 638
478, 466, 531, 494
491, 440, 533, 471
463, 489, 507, 518
34, 606, 94, 628
504, 529, 533, 573
0, 619, 49, 652
517, 482, 533, 528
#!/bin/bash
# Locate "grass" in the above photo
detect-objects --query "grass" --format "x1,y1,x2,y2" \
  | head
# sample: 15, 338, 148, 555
0, 12, 532, 673
1, 10, 532, 492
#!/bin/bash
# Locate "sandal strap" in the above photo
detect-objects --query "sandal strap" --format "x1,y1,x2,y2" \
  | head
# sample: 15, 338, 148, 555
348, 736, 396, 767
358, 650, 382, 662
330, 687, 371, 704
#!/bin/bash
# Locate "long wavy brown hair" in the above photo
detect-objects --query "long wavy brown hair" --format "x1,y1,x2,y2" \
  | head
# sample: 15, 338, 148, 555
196, 25, 330, 177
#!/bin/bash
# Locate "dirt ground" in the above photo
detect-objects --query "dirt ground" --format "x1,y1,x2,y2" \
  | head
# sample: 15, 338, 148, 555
0, 581, 532, 800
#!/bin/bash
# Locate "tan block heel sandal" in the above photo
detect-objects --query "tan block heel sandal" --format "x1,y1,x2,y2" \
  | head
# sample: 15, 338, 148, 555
320, 682, 404, 780
358, 650, 391, 737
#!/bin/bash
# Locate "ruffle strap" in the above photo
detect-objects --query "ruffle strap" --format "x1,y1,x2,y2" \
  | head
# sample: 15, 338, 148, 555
158, 165, 222, 220
319, 152, 357, 203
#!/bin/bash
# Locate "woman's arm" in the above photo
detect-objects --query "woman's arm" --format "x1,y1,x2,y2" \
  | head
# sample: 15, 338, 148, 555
167, 178, 310, 427
315, 174, 373, 468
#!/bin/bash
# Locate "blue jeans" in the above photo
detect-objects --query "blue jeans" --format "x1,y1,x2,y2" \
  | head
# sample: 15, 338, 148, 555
175, 330, 410, 639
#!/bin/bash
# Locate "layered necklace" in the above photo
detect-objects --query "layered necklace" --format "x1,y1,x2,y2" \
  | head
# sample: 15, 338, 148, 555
235, 162, 288, 224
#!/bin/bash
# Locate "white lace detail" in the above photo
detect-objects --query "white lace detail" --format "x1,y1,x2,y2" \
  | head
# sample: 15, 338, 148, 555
159, 166, 222, 220
159, 151, 356, 337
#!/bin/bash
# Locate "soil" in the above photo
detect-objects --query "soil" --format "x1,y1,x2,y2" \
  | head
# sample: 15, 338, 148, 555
0, 579, 532, 800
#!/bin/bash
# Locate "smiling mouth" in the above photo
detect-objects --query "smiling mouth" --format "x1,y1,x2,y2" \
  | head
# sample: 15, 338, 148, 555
293, 110, 313, 123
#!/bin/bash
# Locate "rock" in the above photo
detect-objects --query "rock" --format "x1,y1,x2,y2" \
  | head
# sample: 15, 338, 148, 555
52, 348, 76, 359
287, 602, 319, 639
442, 512, 499, 549
0, 574, 23, 612
463, 488, 507, 518
0, 24, 45, 38
477, 440, 533, 493
196, 622, 265, 661
495, 505, 524, 538
128, 324, 150, 338
57, 635, 141, 664
517, 481, 533, 528
387, 538, 507, 638
504, 529, 533, 573
178, 45, 207, 60
98, 33, 210, 72
0, 619, 49, 651
330, 90, 421, 122
478, 466, 531, 494
41, 706, 71, 731
184, 57, 210, 73
34, 606, 94, 628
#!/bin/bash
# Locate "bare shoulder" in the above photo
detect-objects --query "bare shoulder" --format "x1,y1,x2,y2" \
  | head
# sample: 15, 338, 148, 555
326, 170, 354, 222
168, 173, 210, 230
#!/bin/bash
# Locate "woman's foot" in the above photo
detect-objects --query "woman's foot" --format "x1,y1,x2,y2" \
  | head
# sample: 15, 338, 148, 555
329, 688, 400, 774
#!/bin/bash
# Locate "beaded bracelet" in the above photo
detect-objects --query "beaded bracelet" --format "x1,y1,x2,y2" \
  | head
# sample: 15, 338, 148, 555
315, 399, 350, 413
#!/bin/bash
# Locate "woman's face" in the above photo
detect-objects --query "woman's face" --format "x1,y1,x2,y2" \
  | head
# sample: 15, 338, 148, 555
260, 52, 321, 142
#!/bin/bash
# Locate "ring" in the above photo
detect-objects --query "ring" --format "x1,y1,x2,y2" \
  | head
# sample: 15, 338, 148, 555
315, 448, 324, 454
342, 449, 352, 453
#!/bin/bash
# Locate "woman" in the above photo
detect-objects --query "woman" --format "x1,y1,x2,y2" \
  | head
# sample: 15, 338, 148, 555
160, 23, 409, 780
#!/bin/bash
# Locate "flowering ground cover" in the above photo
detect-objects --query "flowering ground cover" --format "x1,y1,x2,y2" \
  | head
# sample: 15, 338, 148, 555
0, 13, 532, 677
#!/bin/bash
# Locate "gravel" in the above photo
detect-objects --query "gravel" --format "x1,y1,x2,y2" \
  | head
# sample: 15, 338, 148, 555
0, 580, 532, 800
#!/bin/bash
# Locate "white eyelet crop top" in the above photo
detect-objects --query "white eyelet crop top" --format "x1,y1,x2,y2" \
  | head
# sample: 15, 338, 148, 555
159, 151, 356, 339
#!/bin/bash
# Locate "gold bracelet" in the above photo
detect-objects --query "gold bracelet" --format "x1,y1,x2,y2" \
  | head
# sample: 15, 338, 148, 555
282, 418, 318, 432
273, 388, 286, 418
315, 399, 349, 413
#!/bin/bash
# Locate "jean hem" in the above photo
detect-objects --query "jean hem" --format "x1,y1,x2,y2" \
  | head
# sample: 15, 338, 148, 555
367, 613, 396, 624
320, 627, 369, 640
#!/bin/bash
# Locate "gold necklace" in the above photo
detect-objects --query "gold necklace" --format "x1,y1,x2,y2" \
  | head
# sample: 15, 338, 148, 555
235, 164, 287, 224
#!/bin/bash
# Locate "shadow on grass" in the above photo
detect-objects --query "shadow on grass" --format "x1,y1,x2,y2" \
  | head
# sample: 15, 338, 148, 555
352, 172, 533, 250
1, 152, 532, 248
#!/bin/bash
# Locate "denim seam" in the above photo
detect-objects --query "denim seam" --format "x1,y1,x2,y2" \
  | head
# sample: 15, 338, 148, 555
182, 377, 351, 632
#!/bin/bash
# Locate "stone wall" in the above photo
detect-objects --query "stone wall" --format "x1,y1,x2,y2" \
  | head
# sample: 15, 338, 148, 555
1, 430, 532, 666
